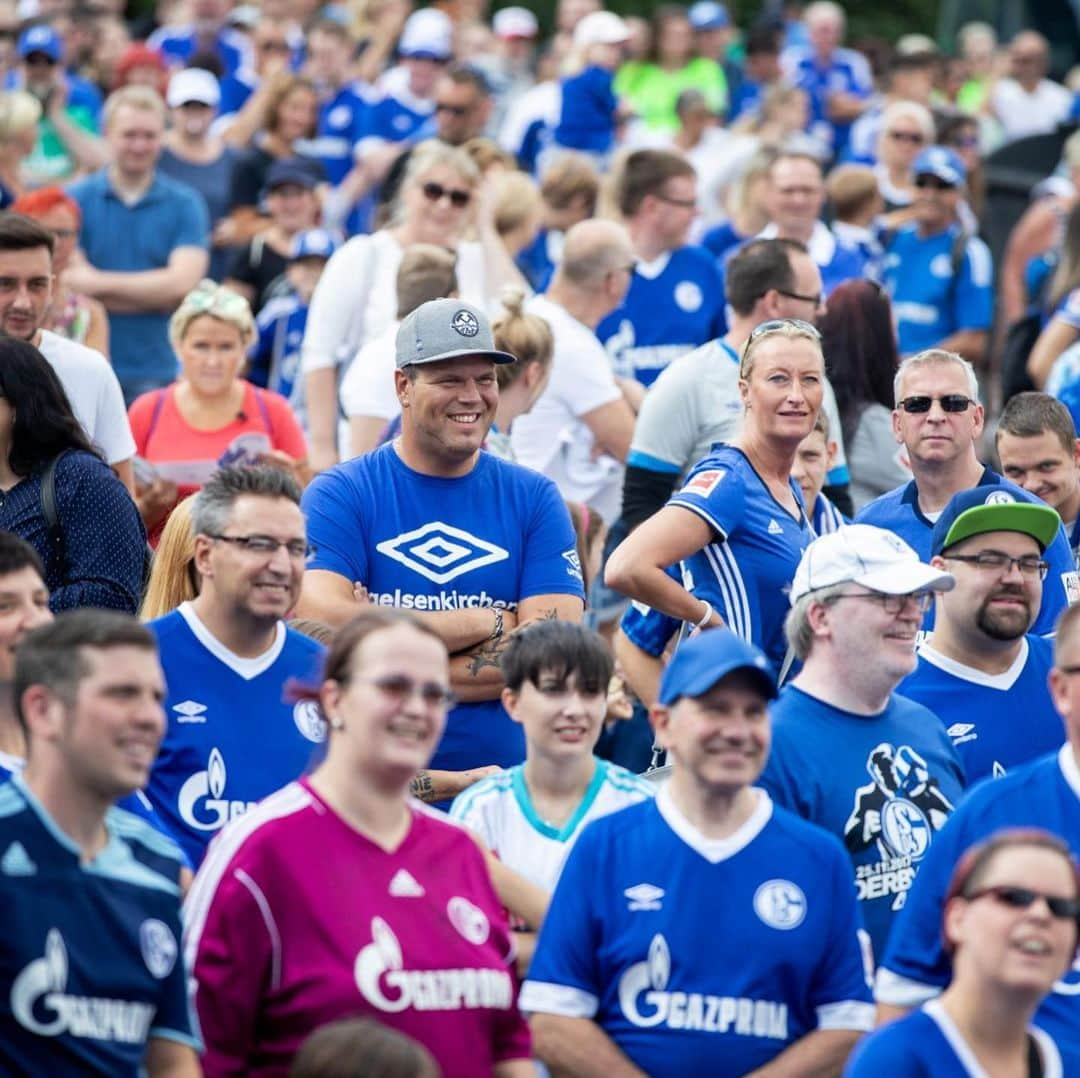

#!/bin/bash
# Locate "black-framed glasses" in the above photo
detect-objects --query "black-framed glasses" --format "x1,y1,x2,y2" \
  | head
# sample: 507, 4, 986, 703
421, 180, 472, 208
358, 673, 456, 709
208, 534, 311, 559
897, 394, 975, 414
915, 175, 954, 191
964, 884, 1080, 921
746, 318, 822, 346
943, 552, 1048, 579
824, 590, 934, 614
435, 101, 470, 117
887, 129, 925, 144
654, 192, 697, 209
776, 288, 824, 308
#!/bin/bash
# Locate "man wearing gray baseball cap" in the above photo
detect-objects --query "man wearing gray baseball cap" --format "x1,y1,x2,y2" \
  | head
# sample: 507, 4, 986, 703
298, 298, 586, 806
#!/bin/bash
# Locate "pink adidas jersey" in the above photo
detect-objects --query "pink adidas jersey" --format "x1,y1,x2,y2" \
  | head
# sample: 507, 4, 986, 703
183, 779, 531, 1076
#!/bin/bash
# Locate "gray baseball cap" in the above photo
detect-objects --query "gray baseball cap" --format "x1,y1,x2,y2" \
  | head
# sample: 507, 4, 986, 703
395, 298, 517, 369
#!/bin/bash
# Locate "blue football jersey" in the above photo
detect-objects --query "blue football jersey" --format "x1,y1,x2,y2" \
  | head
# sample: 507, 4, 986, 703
759, 686, 966, 963
312, 84, 369, 184
670, 446, 814, 667
146, 605, 326, 867
855, 469, 1078, 635
883, 223, 993, 356
780, 46, 872, 154
845, 1001, 1065, 1077
899, 636, 1063, 782
0, 777, 195, 1074
596, 246, 725, 387
302, 444, 585, 773
521, 788, 874, 1075
812, 493, 848, 535
362, 85, 433, 144
877, 746, 1080, 1067
251, 292, 307, 403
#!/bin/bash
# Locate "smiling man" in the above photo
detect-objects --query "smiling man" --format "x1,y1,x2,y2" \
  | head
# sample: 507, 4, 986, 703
145, 467, 325, 868
759, 524, 963, 963
299, 298, 585, 804
898, 489, 1065, 784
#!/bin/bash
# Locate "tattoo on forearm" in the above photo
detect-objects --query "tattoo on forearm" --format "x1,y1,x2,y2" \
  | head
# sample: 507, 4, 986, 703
467, 634, 509, 677
410, 770, 435, 802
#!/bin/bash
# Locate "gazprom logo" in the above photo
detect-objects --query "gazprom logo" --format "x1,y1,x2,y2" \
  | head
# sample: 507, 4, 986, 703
177, 747, 255, 832
376, 522, 509, 584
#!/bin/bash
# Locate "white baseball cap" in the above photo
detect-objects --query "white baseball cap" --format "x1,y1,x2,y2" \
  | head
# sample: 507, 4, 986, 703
790, 524, 955, 604
166, 68, 220, 109
399, 8, 453, 60
573, 10, 631, 50
494, 6, 538, 39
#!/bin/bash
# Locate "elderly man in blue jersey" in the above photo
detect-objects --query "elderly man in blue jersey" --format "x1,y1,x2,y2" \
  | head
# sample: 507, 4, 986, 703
899, 492, 1066, 783
595, 149, 725, 389
780, 1, 872, 157
0, 611, 198, 1075
883, 145, 993, 364
145, 467, 325, 868
522, 629, 874, 1076
856, 348, 1077, 635
875, 601, 1080, 1070
758, 524, 964, 964
298, 298, 585, 804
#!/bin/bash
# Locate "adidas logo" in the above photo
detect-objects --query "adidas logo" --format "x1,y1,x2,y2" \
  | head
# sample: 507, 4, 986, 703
767, 519, 783, 535
173, 701, 207, 724
389, 868, 425, 897
1, 841, 36, 876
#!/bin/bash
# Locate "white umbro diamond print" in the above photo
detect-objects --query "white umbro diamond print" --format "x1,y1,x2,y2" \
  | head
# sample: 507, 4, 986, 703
377, 522, 509, 584
173, 700, 207, 723
767, 519, 783, 535
624, 882, 664, 911
1, 841, 36, 876
389, 868, 425, 897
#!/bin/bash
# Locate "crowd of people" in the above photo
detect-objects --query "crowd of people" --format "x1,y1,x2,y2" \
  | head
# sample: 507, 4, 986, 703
3, 0, 1080, 1074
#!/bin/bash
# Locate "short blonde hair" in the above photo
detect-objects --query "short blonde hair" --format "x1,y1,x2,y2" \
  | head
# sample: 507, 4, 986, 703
493, 170, 542, 238
393, 140, 481, 225
104, 83, 166, 129
739, 320, 823, 381
139, 494, 198, 621
0, 91, 41, 142
169, 280, 256, 351
893, 348, 979, 405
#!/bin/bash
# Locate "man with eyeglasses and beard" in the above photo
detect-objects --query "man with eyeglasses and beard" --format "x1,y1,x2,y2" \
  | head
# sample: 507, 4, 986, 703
856, 348, 1077, 635
898, 491, 1065, 784
882, 145, 992, 363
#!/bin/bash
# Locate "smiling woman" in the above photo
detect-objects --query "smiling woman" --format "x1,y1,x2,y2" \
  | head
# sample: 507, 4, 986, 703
127, 280, 309, 545
605, 319, 824, 669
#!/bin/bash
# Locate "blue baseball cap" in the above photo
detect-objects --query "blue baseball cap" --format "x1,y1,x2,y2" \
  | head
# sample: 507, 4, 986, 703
913, 145, 967, 187
18, 24, 62, 61
930, 487, 1061, 557
264, 158, 320, 193
290, 228, 339, 262
689, 1, 731, 30
658, 630, 777, 706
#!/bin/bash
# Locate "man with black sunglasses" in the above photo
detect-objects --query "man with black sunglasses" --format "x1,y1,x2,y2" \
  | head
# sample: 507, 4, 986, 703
882, 145, 992, 364
899, 490, 1066, 783
875, 600, 1080, 1070
856, 348, 1077, 636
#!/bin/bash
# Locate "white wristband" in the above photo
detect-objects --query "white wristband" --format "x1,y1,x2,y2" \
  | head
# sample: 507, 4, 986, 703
694, 601, 713, 631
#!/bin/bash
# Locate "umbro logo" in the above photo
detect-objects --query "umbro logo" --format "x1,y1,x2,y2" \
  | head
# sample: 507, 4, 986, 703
1, 841, 36, 876
624, 882, 664, 911
389, 868, 425, 897
946, 722, 978, 746
173, 701, 207, 724
377, 522, 509, 584
767, 519, 783, 535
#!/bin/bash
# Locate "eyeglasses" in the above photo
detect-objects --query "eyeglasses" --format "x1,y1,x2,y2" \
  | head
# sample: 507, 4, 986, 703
915, 175, 955, 191
654, 192, 697, 210
965, 884, 1080, 921
746, 318, 822, 346
358, 673, 456, 709
435, 102, 470, 117
946, 134, 979, 149
23, 53, 56, 66
887, 130, 925, 144
943, 552, 1049, 579
421, 180, 472, 208
897, 394, 975, 413
775, 288, 824, 308
824, 590, 934, 614
208, 534, 311, 559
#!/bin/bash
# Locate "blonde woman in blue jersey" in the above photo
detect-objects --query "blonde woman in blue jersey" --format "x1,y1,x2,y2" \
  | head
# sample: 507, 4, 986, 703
606, 319, 822, 667
450, 621, 653, 971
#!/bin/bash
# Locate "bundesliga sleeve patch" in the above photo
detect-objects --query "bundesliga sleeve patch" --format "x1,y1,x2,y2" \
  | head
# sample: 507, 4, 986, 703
1062, 571, 1080, 606
681, 469, 726, 498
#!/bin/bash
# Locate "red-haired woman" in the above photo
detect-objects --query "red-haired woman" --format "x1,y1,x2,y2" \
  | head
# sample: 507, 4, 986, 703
11, 186, 109, 354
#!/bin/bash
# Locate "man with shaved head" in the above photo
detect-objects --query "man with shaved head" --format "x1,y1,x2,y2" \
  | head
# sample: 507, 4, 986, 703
511, 219, 639, 524
991, 31, 1071, 139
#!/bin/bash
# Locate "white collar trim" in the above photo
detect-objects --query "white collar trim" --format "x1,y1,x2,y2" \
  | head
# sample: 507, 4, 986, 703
758, 219, 836, 264
177, 601, 286, 680
1060, 743, 1080, 801
916, 638, 1029, 691
656, 783, 773, 863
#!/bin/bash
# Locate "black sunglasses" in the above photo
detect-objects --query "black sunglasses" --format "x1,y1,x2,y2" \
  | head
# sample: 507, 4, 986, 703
965, 884, 1080, 921
435, 102, 470, 117
915, 175, 955, 191
776, 287, 823, 308
421, 180, 471, 208
897, 394, 974, 414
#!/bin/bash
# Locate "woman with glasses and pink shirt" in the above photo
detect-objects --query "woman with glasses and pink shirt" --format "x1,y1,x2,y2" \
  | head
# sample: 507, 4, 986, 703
847, 828, 1078, 1076
300, 138, 529, 471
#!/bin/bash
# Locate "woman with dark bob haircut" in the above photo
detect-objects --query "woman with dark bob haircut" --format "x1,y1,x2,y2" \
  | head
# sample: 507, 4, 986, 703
818, 279, 910, 510
0, 338, 146, 612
